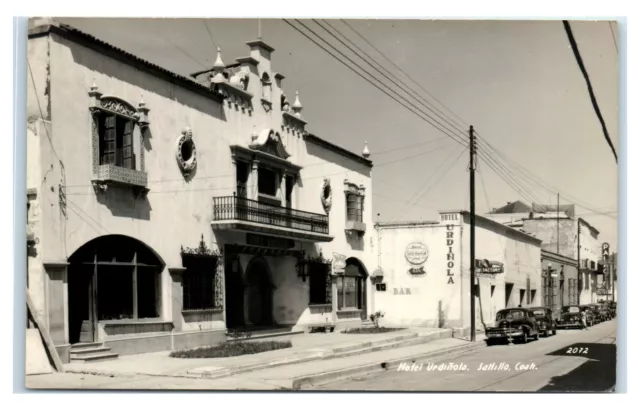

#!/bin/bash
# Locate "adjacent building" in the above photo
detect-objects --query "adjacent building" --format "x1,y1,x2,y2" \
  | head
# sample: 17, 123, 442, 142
372, 210, 542, 336
26, 19, 376, 362
488, 200, 605, 305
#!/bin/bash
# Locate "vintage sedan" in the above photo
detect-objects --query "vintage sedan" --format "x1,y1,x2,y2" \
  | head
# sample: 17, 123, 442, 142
556, 305, 583, 328
529, 306, 557, 337
485, 308, 540, 345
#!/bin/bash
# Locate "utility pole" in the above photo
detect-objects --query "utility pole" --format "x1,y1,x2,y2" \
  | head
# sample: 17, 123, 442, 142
577, 223, 581, 305
557, 193, 560, 254
469, 125, 476, 342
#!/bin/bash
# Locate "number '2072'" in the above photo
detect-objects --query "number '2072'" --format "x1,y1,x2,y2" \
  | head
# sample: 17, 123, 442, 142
567, 347, 589, 354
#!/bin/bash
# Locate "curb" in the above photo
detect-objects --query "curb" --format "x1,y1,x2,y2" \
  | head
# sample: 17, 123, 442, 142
64, 329, 454, 382
290, 341, 486, 390
189, 329, 452, 379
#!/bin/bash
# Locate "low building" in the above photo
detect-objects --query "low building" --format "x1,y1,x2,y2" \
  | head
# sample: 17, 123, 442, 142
26, 19, 375, 362
488, 200, 605, 305
540, 250, 579, 310
372, 210, 542, 336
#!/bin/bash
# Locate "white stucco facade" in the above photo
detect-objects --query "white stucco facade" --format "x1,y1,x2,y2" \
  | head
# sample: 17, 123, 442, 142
373, 211, 542, 335
26, 20, 375, 361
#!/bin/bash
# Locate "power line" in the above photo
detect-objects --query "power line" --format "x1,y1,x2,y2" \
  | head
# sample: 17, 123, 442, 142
393, 145, 468, 220
282, 19, 468, 148
562, 20, 617, 163
203, 20, 218, 49
339, 19, 469, 131
608, 21, 618, 54
156, 30, 208, 69
314, 19, 468, 139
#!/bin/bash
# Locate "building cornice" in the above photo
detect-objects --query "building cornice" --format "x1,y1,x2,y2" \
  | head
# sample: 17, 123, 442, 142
29, 23, 224, 105
541, 249, 578, 266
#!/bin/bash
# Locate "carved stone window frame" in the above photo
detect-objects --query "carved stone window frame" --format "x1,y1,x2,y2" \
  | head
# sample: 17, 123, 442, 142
88, 82, 150, 195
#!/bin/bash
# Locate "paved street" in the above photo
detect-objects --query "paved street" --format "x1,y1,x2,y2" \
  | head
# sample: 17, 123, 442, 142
311, 319, 617, 392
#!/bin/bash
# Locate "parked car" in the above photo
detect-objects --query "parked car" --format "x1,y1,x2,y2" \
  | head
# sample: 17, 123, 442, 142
588, 304, 605, 323
556, 305, 583, 329
579, 305, 596, 326
529, 306, 557, 337
607, 301, 617, 318
485, 308, 540, 345
598, 304, 613, 321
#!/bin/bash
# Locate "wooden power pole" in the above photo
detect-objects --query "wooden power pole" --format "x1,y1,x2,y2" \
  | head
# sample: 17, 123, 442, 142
469, 126, 476, 342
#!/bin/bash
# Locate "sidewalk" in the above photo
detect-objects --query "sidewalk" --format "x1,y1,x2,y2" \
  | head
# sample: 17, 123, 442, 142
64, 327, 450, 379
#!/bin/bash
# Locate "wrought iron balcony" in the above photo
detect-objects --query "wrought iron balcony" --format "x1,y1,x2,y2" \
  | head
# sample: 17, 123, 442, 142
211, 196, 333, 242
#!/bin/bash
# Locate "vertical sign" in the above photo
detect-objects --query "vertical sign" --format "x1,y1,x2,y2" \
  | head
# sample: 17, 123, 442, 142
446, 225, 455, 284
602, 243, 610, 262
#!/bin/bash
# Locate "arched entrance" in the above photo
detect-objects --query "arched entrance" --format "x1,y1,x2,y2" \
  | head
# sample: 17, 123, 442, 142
245, 256, 274, 326
339, 258, 369, 320
67, 235, 164, 344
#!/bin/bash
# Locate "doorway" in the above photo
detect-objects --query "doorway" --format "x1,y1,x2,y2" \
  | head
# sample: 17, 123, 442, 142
505, 283, 514, 307
68, 264, 96, 344
224, 253, 245, 328
245, 257, 274, 326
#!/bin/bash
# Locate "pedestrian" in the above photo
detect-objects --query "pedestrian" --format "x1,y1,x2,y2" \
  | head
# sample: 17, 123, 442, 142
580, 310, 588, 330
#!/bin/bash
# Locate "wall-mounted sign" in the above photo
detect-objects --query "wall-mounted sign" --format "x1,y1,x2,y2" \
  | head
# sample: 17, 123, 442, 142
393, 287, 412, 295
405, 242, 428, 265
446, 224, 456, 284
475, 259, 504, 274
332, 253, 346, 274
440, 213, 459, 223
602, 243, 610, 262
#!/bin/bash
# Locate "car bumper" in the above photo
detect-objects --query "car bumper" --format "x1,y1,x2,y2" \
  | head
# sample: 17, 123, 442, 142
556, 322, 581, 328
486, 330, 524, 339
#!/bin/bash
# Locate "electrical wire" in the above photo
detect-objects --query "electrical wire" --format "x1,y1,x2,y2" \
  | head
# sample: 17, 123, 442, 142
282, 19, 468, 148
562, 20, 617, 163
339, 19, 469, 131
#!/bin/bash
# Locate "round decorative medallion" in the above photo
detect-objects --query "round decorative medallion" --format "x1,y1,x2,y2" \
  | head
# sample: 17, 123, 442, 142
405, 242, 429, 265
176, 127, 197, 176
321, 178, 332, 214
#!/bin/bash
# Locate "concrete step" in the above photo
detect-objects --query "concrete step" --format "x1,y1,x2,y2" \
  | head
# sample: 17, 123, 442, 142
70, 347, 114, 358
228, 328, 305, 342
70, 352, 119, 363
70, 342, 103, 351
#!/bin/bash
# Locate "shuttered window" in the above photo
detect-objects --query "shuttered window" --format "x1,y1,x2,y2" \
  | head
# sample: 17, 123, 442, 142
98, 113, 135, 170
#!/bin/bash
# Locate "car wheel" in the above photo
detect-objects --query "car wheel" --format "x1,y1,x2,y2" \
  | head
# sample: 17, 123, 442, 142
485, 339, 494, 346
552, 328, 557, 336
533, 331, 539, 341
520, 332, 528, 344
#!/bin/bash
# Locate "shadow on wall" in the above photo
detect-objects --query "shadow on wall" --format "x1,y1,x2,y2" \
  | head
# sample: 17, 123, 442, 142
96, 185, 151, 220
346, 233, 365, 251
438, 300, 446, 328
67, 42, 226, 121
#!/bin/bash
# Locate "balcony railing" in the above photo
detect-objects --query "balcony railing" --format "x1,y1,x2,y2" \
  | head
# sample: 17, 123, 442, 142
212, 196, 329, 235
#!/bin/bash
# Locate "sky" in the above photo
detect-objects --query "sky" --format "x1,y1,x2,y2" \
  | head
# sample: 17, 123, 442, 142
55, 18, 619, 250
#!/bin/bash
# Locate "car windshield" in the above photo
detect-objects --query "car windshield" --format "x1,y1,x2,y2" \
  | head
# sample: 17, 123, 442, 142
531, 309, 546, 316
580, 306, 590, 311
562, 306, 580, 313
496, 310, 525, 320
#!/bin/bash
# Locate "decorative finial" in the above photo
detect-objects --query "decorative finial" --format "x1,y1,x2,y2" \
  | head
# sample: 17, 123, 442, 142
292, 91, 303, 118
211, 47, 227, 85
138, 94, 146, 108
251, 125, 258, 141
362, 141, 370, 158
183, 126, 192, 139
213, 47, 225, 70
90, 78, 98, 92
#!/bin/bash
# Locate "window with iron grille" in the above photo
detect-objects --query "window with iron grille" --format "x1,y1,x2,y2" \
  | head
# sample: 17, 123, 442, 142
346, 193, 363, 222
98, 113, 136, 169
182, 256, 219, 311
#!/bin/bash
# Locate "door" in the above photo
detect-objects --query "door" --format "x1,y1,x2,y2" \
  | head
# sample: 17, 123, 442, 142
224, 254, 245, 329
68, 265, 96, 344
